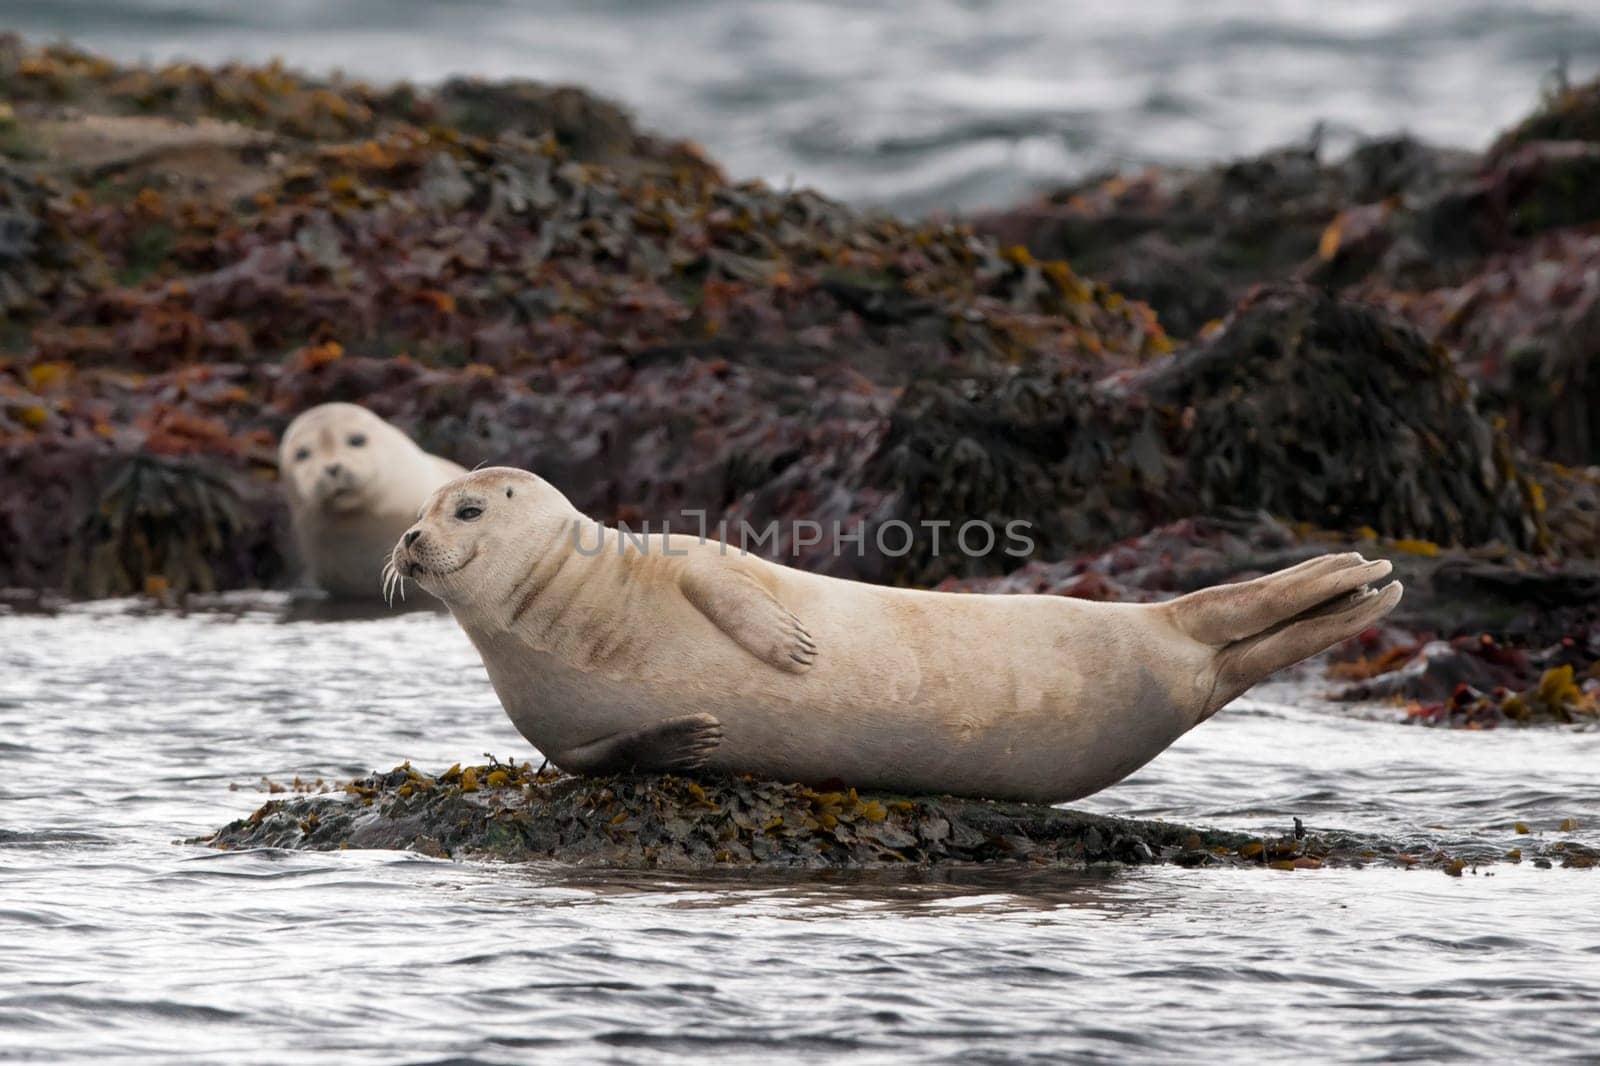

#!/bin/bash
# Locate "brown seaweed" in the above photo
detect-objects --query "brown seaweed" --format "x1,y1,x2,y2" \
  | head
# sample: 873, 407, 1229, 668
202, 759, 1580, 873
0, 37, 1595, 601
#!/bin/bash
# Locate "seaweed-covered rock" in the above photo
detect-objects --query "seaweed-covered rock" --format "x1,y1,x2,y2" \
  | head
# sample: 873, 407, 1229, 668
983, 76, 1600, 467
1489, 74, 1600, 157
429, 78, 715, 174
0, 38, 1166, 594
63, 453, 283, 597
0, 38, 1586, 598
0, 158, 64, 315
0, 35, 710, 172
949, 512, 1595, 638
1333, 642, 1599, 728
1405, 140, 1600, 263
977, 136, 1474, 336
849, 285, 1548, 584
201, 759, 1560, 872
1139, 286, 1539, 549
1362, 230, 1600, 468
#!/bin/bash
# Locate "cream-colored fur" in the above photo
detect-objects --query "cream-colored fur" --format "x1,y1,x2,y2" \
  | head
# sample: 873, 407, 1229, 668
393, 468, 1403, 803
279, 403, 465, 599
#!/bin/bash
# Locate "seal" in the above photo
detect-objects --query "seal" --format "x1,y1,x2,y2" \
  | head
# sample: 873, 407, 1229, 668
391, 468, 1404, 803
279, 403, 466, 599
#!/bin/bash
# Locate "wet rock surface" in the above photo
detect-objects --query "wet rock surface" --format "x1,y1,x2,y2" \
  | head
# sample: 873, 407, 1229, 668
203, 760, 1595, 873
846, 283, 1569, 586
0, 37, 1164, 594
980, 77, 1600, 469
2, 38, 1595, 598
977, 136, 1476, 337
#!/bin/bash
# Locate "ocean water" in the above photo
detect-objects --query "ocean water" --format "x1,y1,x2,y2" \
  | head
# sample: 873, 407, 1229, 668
2, 598, 1597, 1062
5, 6, 1600, 1060
2, 0, 1600, 211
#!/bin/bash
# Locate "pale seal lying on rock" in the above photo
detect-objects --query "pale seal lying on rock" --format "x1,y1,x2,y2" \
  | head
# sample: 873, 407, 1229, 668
390, 467, 1402, 803
279, 403, 465, 599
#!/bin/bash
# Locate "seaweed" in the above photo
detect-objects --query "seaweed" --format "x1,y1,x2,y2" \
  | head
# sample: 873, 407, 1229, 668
983, 77, 1600, 467
852, 286, 1552, 585
200, 759, 1569, 873
0, 36, 1595, 600
62, 454, 272, 598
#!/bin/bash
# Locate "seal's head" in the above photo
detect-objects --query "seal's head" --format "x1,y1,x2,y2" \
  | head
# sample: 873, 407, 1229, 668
280, 403, 410, 516
389, 467, 579, 611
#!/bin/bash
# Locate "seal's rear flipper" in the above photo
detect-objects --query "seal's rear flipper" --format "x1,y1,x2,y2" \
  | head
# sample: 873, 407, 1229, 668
1203, 579, 1404, 717
679, 557, 817, 673
1167, 553, 1394, 647
549, 713, 724, 775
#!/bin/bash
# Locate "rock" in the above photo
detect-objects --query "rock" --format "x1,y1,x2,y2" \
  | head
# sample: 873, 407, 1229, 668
1325, 136, 1600, 465
1136, 286, 1539, 549
0, 34, 704, 172
428, 78, 715, 177
1361, 230, 1600, 468
1379, 659, 1600, 728
200, 759, 1532, 873
976, 136, 1474, 337
27, 114, 274, 195
1411, 141, 1600, 258
1329, 636, 1600, 726
0, 159, 53, 315
948, 512, 1596, 638
847, 285, 1550, 585
0, 38, 1169, 594
1489, 75, 1600, 157
0, 38, 1590, 600
983, 77, 1600, 467
62, 453, 284, 598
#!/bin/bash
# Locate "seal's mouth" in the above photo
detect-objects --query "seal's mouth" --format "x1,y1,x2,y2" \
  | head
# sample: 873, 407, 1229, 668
392, 544, 479, 591
315, 481, 367, 513
404, 548, 476, 580
385, 538, 479, 606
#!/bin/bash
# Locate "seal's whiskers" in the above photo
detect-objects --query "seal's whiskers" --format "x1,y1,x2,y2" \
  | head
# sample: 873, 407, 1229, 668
382, 559, 403, 608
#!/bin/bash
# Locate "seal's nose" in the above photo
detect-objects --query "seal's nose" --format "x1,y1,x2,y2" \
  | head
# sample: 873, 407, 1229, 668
325, 462, 343, 477
403, 529, 422, 548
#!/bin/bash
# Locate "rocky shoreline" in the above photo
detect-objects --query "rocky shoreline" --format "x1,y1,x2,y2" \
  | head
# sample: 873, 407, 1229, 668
977, 82, 1600, 471
202, 758, 1599, 873
1, 36, 1595, 731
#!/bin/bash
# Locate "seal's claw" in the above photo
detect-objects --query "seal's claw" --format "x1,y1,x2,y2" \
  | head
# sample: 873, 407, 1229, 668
773, 612, 818, 672
651, 712, 724, 772
679, 557, 819, 674
548, 713, 725, 776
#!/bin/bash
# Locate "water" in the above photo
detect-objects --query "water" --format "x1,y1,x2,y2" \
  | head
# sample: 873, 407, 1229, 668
6, 6, 1599, 1057
5, 1, 1600, 212
2, 597, 1598, 1062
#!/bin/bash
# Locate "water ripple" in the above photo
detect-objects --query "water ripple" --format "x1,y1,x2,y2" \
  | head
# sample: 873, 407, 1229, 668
0, 603, 1597, 1061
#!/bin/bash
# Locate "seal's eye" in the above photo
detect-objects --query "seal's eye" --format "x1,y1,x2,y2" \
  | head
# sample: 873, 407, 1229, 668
456, 505, 484, 522
293, 446, 311, 462
347, 433, 367, 448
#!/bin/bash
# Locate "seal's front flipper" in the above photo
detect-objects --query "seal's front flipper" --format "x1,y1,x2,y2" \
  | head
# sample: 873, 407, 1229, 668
679, 558, 817, 673
551, 713, 724, 775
